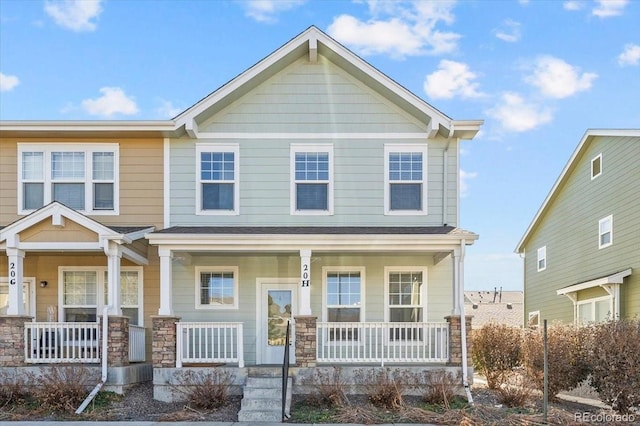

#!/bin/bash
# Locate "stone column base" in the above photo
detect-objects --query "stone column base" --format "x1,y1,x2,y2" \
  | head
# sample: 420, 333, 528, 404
294, 316, 317, 367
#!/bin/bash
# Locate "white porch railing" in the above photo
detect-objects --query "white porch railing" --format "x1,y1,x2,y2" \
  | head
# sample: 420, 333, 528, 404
176, 322, 244, 368
317, 322, 449, 365
128, 325, 146, 362
24, 322, 101, 364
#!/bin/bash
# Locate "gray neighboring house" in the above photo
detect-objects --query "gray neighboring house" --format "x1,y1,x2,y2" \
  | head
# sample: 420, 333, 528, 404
516, 129, 640, 326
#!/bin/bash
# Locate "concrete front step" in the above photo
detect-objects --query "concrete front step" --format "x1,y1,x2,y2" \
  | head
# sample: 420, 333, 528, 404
238, 374, 292, 422
238, 409, 283, 422
245, 376, 282, 388
241, 396, 282, 410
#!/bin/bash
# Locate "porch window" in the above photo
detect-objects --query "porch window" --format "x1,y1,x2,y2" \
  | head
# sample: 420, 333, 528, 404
326, 271, 361, 340
18, 144, 118, 214
60, 267, 143, 324
598, 215, 613, 249
577, 297, 612, 325
384, 144, 428, 214
196, 144, 239, 215
387, 271, 424, 340
196, 266, 239, 309
291, 144, 333, 215
537, 246, 546, 271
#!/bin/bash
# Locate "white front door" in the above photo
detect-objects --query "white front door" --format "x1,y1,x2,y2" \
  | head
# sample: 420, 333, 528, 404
257, 280, 297, 365
0, 277, 35, 316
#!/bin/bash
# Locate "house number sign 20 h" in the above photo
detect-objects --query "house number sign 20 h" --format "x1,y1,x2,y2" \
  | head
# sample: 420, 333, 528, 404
301, 262, 310, 287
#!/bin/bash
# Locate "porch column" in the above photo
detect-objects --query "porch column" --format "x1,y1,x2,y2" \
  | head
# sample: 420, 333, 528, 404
6, 248, 26, 315
294, 315, 317, 367
105, 241, 122, 316
445, 315, 473, 365
0, 316, 32, 366
152, 315, 180, 368
158, 248, 173, 316
107, 315, 130, 367
451, 247, 461, 315
299, 249, 312, 316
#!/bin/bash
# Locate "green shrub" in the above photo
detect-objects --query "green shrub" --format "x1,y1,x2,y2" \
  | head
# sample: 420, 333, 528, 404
174, 368, 234, 410
587, 319, 640, 414
521, 323, 589, 398
471, 323, 522, 389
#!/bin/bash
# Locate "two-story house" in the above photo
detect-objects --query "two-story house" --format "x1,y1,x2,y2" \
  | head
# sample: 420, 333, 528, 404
516, 129, 640, 326
1, 26, 482, 402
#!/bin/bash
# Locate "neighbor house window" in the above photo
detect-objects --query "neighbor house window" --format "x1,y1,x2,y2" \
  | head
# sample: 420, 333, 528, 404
60, 267, 143, 325
598, 215, 613, 249
384, 144, 427, 214
196, 266, 239, 309
18, 144, 118, 214
325, 268, 362, 340
537, 246, 547, 271
196, 144, 239, 215
291, 144, 333, 215
386, 269, 425, 340
576, 297, 612, 325
591, 154, 602, 180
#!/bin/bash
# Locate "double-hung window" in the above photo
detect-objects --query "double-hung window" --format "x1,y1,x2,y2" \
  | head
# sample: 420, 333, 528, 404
537, 246, 547, 271
291, 144, 333, 215
384, 144, 427, 214
325, 268, 363, 341
196, 144, 239, 215
196, 266, 239, 309
386, 268, 425, 341
598, 215, 613, 249
18, 144, 118, 214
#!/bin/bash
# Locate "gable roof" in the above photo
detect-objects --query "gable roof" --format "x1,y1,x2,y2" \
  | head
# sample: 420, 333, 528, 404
515, 129, 640, 253
173, 26, 482, 140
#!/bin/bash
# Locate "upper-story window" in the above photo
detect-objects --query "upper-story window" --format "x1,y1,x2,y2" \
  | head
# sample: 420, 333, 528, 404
598, 215, 613, 249
18, 143, 118, 215
591, 153, 602, 180
537, 246, 547, 271
196, 144, 239, 215
384, 144, 428, 215
290, 144, 333, 215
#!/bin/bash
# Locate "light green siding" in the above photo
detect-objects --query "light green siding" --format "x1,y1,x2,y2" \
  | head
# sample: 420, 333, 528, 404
171, 253, 453, 365
523, 135, 640, 323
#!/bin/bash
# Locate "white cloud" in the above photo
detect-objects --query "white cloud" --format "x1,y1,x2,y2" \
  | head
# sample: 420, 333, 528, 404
460, 169, 477, 198
618, 43, 640, 66
494, 19, 521, 43
241, 0, 305, 23
81, 87, 139, 117
0, 72, 20, 92
524, 56, 597, 99
44, 0, 102, 32
423, 60, 484, 100
563, 1, 584, 11
327, 1, 460, 58
592, 0, 628, 17
155, 99, 182, 119
486, 92, 553, 132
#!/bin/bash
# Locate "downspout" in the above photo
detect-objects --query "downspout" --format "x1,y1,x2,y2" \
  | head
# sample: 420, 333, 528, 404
75, 306, 109, 414
458, 240, 473, 405
442, 126, 454, 226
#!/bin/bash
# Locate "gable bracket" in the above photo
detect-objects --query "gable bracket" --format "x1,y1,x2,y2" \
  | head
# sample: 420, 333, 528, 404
309, 35, 318, 63
186, 118, 199, 138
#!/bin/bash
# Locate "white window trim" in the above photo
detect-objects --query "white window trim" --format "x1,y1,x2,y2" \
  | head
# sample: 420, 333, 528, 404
321, 266, 365, 322
384, 144, 428, 215
598, 215, 613, 249
537, 246, 547, 272
383, 266, 428, 322
195, 143, 240, 215
290, 143, 334, 216
0, 277, 36, 316
576, 295, 613, 325
17, 143, 119, 215
57, 266, 143, 325
528, 310, 540, 328
591, 153, 602, 180
195, 266, 239, 310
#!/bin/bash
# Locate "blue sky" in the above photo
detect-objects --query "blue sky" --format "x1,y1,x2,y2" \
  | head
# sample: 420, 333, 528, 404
1, 0, 638, 291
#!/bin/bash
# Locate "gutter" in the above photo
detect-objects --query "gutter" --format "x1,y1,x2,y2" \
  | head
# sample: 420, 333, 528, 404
75, 306, 109, 414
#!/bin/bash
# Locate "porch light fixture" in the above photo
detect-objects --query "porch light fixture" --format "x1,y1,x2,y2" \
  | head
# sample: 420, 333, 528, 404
40, 281, 48, 288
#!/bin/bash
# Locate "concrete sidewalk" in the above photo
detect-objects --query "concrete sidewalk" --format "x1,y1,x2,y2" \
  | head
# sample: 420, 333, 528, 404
1, 423, 425, 426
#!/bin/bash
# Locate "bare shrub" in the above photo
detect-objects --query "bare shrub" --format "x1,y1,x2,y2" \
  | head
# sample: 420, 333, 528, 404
420, 369, 460, 408
306, 366, 349, 407
0, 370, 33, 406
471, 323, 522, 389
33, 366, 98, 412
354, 368, 412, 409
495, 372, 533, 408
174, 368, 234, 410
521, 323, 589, 398
587, 319, 640, 414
